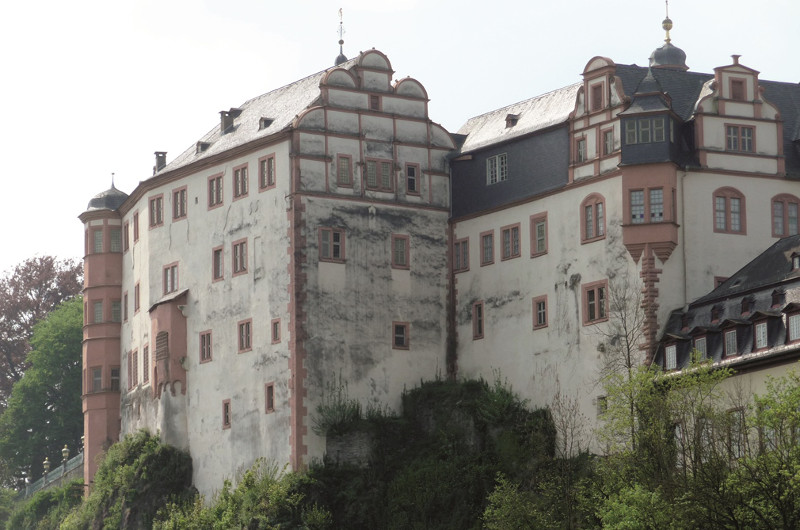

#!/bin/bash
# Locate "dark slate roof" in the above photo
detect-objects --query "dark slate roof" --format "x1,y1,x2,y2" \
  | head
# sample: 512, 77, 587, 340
649, 42, 689, 71
614, 64, 712, 121
693, 234, 800, 306
760, 80, 800, 178
85, 184, 128, 212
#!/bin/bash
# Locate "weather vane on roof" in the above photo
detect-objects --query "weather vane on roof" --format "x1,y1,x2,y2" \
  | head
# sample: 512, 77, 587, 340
663, 0, 673, 43
111, 172, 115, 188
335, 8, 347, 66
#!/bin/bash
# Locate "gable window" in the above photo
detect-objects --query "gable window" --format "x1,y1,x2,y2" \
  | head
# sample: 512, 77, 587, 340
480, 231, 494, 266
142, 346, 149, 384
337, 155, 352, 187
265, 383, 275, 413
602, 129, 614, 156
259, 155, 276, 190
222, 400, 231, 429
365, 159, 393, 191
392, 322, 409, 349
533, 295, 547, 329
200, 330, 212, 363
501, 224, 520, 260
406, 163, 419, 194
232, 239, 247, 275
726, 125, 754, 152
724, 329, 738, 356
173, 187, 187, 220
590, 83, 603, 111
208, 174, 223, 208
149, 196, 164, 227
713, 187, 746, 234
271, 319, 281, 344
233, 164, 249, 199
576, 138, 587, 163
581, 194, 606, 242
473, 301, 484, 340
454, 238, 469, 272
772, 194, 800, 237
391, 235, 410, 269
665, 344, 677, 371
789, 313, 800, 342
163, 263, 178, 294
238, 319, 252, 352
319, 228, 345, 262
212, 246, 224, 281
731, 79, 745, 101
694, 336, 707, 360
754, 321, 768, 350
486, 153, 508, 185
530, 214, 547, 256
625, 117, 666, 144
583, 280, 608, 325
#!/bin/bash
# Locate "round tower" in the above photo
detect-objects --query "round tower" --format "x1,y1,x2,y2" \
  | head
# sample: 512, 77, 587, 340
78, 183, 127, 491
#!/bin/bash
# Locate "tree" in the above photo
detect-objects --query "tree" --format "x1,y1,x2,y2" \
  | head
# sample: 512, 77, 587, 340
0, 297, 83, 485
0, 256, 82, 407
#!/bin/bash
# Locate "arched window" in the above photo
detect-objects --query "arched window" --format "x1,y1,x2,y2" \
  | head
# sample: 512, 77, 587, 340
712, 187, 746, 234
581, 193, 606, 242
771, 194, 800, 237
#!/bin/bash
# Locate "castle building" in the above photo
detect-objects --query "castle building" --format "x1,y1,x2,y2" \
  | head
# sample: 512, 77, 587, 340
80, 17, 800, 494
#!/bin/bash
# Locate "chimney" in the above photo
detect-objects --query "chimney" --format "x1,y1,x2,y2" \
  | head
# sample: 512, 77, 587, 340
220, 108, 243, 134
153, 151, 167, 175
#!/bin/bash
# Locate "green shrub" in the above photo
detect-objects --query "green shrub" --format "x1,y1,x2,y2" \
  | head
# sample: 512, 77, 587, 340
6, 479, 83, 530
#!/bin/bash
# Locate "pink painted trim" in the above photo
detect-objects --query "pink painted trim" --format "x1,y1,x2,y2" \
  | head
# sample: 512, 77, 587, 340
770, 193, 800, 237
589, 82, 604, 112
532, 295, 548, 329
232, 238, 248, 276
207, 173, 224, 210
728, 77, 747, 101
162, 261, 179, 295
453, 237, 469, 272
724, 122, 756, 153
237, 318, 253, 353
199, 330, 213, 363
232, 163, 250, 200
391, 234, 411, 270
472, 301, 484, 340
318, 227, 346, 263
601, 127, 615, 157
582, 279, 609, 326
500, 222, 521, 260
271, 318, 281, 344
479, 230, 494, 266
712, 187, 747, 235
581, 193, 606, 243
364, 158, 395, 192
336, 154, 354, 188
258, 154, 277, 191
530, 212, 548, 257
392, 321, 410, 350
405, 162, 421, 196
148, 194, 164, 229
723, 329, 739, 357
752, 320, 769, 352
172, 186, 188, 221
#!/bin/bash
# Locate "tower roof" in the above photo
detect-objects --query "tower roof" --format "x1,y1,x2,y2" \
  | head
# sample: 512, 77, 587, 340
85, 184, 128, 213
649, 4, 688, 71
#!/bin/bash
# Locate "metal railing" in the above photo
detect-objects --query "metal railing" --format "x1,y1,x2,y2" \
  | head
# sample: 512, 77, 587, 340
20, 451, 84, 499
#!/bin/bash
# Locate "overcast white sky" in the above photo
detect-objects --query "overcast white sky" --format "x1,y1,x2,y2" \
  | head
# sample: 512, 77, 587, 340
0, 0, 797, 274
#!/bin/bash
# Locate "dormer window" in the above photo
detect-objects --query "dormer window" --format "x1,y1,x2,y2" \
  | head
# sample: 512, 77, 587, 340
505, 114, 520, 128
726, 125, 754, 152
772, 289, 786, 308
730, 79, 745, 101
196, 141, 210, 154
741, 297, 753, 315
792, 253, 800, 270
711, 305, 722, 323
259, 117, 274, 130
665, 343, 677, 371
624, 117, 666, 145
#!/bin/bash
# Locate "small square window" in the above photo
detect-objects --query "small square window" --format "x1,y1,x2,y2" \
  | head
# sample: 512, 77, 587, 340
533, 296, 547, 329
486, 153, 508, 185
320, 228, 345, 262
365, 159, 393, 191
392, 322, 409, 350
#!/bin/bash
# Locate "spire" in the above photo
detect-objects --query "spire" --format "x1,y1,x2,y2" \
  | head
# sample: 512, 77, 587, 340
663, 0, 672, 43
335, 8, 347, 66
111, 172, 116, 189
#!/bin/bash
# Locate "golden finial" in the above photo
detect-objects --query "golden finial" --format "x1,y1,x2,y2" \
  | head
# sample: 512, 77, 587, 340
662, 0, 673, 43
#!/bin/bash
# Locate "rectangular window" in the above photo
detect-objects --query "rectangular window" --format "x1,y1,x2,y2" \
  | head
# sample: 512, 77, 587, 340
650, 189, 664, 222
789, 314, 800, 342
639, 119, 651, 143
531, 214, 547, 256
212, 246, 224, 280
625, 117, 667, 144
173, 187, 187, 220
533, 296, 547, 329
486, 153, 508, 185
583, 199, 605, 241
576, 138, 587, 163
111, 300, 121, 322
110, 228, 122, 252
93, 301, 103, 323
630, 190, 645, 224
163, 263, 178, 294
726, 125, 755, 152
233, 165, 249, 198
337, 155, 352, 187
110, 367, 120, 391
233, 239, 248, 275
92, 367, 102, 393
142, 346, 149, 384
392, 322, 409, 349
208, 174, 223, 208
222, 400, 231, 429
265, 383, 275, 413
665, 344, 677, 370
238, 319, 252, 352
392, 235, 410, 269
724, 329, 738, 356
271, 319, 281, 344
369, 94, 380, 110
501, 224, 520, 260
200, 330, 212, 363
134, 283, 140, 312
694, 336, 707, 360
133, 212, 139, 241
319, 228, 345, 262
625, 121, 637, 145
123, 222, 130, 251
755, 321, 768, 350
731, 79, 745, 101
132, 350, 138, 387
123, 292, 128, 321
591, 84, 603, 111
480, 231, 494, 266
774, 198, 800, 237
473, 301, 484, 340
93, 229, 103, 253
603, 129, 614, 156
583, 281, 608, 324
365, 159, 393, 191
454, 238, 469, 272
149, 196, 164, 227
259, 155, 276, 190
653, 118, 665, 142
406, 164, 419, 194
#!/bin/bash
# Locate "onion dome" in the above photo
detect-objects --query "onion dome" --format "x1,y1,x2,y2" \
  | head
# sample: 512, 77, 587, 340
86, 184, 128, 212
